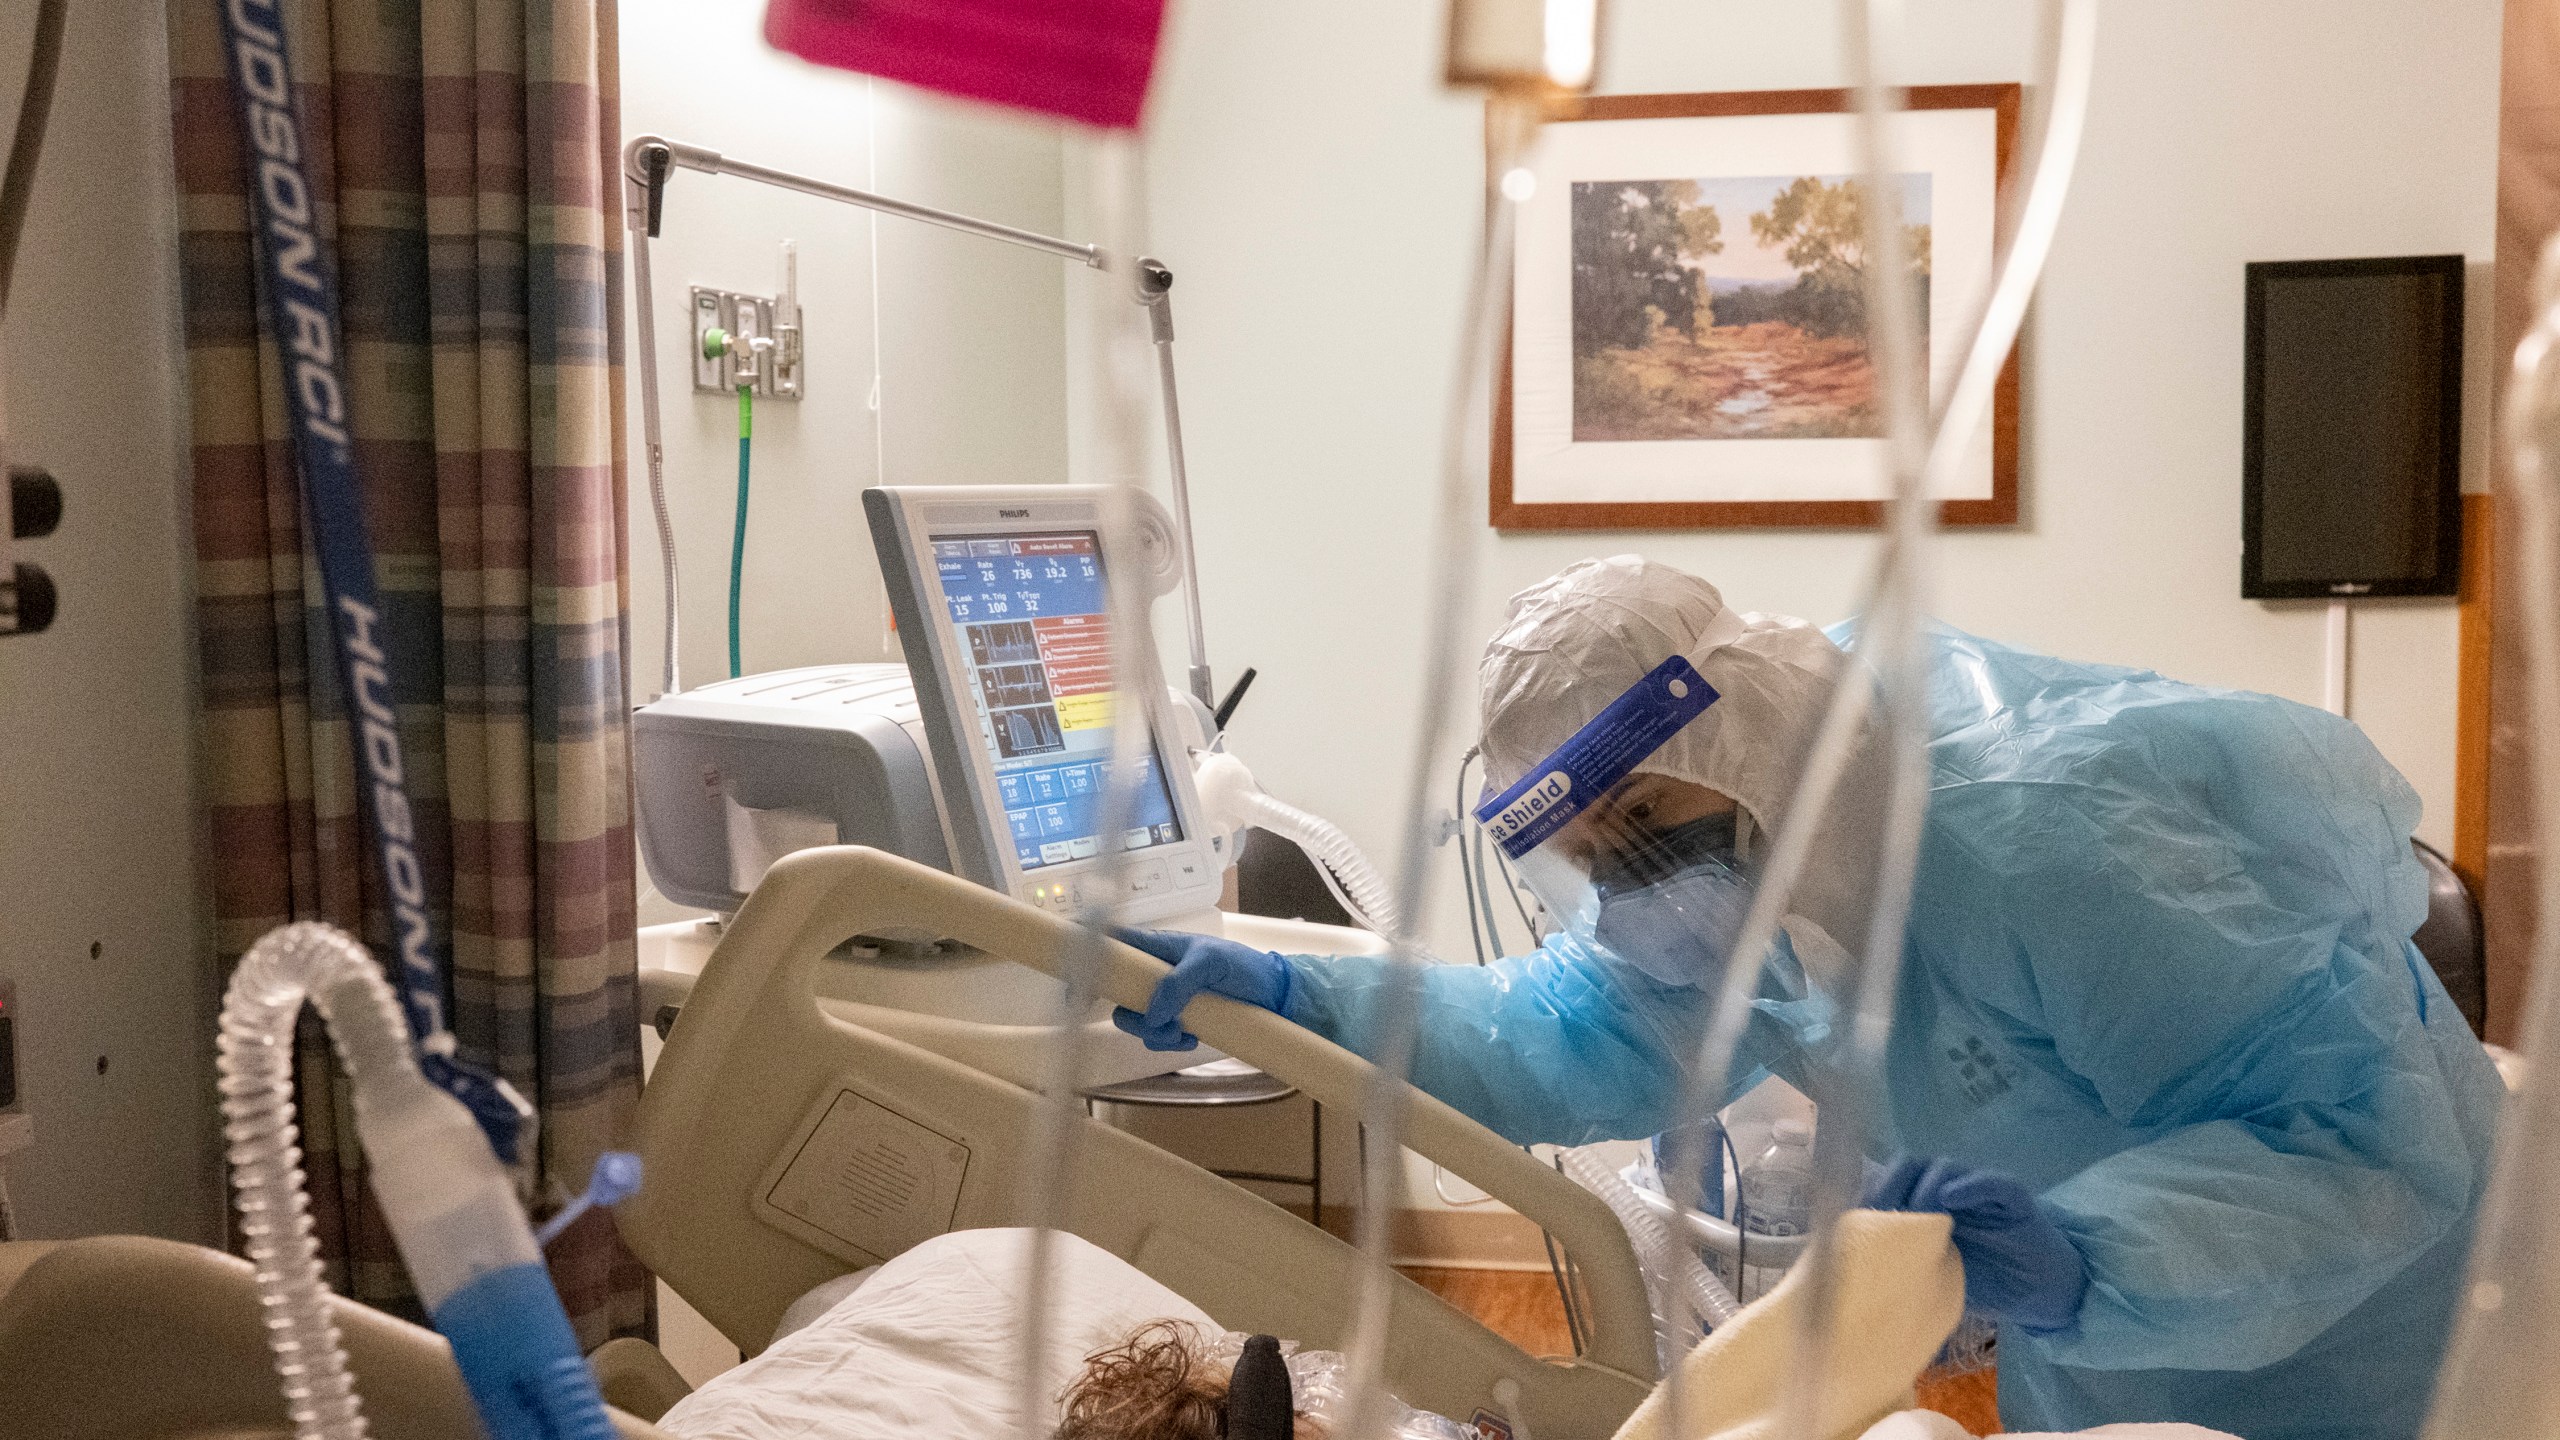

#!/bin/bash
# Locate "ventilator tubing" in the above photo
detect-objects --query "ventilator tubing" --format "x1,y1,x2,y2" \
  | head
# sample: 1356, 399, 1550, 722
217, 922, 615, 1440
1193, 750, 1401, 936
1561, 1143, 1740, 1369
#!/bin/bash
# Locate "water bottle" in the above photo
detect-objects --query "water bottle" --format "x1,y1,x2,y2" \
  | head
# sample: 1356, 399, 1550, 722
1736, 1118, 1814, 1299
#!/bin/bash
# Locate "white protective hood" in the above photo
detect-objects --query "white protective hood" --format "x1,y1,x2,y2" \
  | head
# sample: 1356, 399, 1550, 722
1477, 555, 1890, 982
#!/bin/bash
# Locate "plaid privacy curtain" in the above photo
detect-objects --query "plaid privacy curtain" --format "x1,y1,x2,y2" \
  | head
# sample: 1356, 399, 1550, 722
167, 0, 648, 1342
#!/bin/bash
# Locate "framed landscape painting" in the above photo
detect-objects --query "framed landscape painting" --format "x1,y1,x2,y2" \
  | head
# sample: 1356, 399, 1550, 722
1493, 85, 2022, 529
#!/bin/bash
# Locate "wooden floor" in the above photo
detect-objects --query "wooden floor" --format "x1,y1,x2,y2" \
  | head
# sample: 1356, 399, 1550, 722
1397, 1267, 2002, 1437
1913, 1368, 2001, 1435
1399, 1266, 1576, 1356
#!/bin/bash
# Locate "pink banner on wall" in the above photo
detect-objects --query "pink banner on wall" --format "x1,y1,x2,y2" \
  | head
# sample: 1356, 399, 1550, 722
764, 0, 1169, 130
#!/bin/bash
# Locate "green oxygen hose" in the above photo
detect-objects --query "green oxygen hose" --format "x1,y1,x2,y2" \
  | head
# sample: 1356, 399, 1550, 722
730, 380, 752, 679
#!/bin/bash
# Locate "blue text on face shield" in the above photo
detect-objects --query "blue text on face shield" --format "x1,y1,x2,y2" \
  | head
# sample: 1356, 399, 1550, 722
1475, 656, 1720, 860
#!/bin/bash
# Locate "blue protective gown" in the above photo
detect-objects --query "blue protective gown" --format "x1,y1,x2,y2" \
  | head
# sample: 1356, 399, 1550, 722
1279, 628, 2504, 1439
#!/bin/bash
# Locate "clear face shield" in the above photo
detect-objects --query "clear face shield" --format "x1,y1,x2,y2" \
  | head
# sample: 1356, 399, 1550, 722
1475, 655, 1753, 990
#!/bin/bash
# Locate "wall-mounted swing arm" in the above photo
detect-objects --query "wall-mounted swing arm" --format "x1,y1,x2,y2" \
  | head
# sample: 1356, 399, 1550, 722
1129, 256, 1211, 707
628, 136, 1102, 265
621, 134, 1216, 709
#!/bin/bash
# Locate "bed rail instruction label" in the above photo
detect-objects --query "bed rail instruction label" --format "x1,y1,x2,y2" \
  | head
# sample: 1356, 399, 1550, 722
761, 1089, 973, 1264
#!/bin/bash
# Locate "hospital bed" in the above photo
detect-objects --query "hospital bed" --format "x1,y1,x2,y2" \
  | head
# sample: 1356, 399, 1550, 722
620, 844, 1659, 1434
0, 844, 1658, 1439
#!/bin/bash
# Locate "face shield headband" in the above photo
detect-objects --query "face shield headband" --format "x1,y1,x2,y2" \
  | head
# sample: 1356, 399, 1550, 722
1472, 654, 1721, 861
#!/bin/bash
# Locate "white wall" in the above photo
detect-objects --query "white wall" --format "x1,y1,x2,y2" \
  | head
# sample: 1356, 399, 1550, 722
0, 0, 218, 1242
616, 1, 2502, 1258
1110, 0, 2499, 1235
1141, 0, 2501, 973
620, 0, 1076, 932
620, 0, 1071, 714
619, 5, 1079, 1364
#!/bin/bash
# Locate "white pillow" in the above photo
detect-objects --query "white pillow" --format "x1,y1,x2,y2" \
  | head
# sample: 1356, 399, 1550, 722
769, 1266, 878, 1347
658, 1228, 1218, 1440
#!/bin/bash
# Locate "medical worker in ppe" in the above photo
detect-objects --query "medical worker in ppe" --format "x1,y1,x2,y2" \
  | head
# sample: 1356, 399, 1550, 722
1116, 556, 2503, 1440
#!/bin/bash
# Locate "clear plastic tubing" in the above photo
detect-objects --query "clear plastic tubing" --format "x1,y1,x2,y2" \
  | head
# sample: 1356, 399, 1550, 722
1014, 136, 1165, 1440
219, 924, 397, 1440
1193, 751, 1400, 936
1658, 0, 2101, 1260
1333, 95, 1538, 1440
1250, 789, 1399, 935
1561, 1146, 1742, 1351
2424, 235, 2560, 1437
219, 922, 609, 1440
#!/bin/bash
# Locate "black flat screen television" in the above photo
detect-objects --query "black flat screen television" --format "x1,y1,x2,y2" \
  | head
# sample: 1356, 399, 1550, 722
2242, 254, 2464, 599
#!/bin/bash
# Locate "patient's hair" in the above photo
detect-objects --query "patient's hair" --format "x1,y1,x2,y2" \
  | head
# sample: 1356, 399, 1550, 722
1054, 1321, 1319, 1440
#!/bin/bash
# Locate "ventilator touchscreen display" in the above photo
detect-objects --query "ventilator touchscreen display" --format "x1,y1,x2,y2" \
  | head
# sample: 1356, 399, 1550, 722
932, 530, 1184, 872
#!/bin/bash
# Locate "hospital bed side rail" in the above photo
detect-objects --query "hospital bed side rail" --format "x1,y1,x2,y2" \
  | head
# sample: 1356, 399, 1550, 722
639, 844, 1660, 1389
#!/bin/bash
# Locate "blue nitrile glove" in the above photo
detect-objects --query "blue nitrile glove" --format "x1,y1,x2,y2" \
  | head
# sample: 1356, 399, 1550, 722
1863, 1155, 2089, 1333
1111, 928, 1293, 1051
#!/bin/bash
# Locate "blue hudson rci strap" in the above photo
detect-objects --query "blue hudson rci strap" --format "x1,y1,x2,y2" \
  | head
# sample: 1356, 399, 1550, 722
214, 0, 529, 1164
1474, 655, 1720, 861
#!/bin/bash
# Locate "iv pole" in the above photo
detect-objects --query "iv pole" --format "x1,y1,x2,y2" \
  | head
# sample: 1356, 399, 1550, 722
621, 134, 1216, 707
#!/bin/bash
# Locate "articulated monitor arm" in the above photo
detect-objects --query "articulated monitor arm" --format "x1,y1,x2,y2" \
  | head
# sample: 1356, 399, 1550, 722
619, 135, 1216, 706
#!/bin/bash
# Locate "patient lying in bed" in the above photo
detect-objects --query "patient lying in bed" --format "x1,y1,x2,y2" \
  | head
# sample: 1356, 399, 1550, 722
653, 1225, 2237, 1440
653, 1226, 1468, 1440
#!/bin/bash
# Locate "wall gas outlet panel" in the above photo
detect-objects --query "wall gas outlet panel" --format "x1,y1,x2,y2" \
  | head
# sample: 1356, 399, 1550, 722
690, 286, 804, 400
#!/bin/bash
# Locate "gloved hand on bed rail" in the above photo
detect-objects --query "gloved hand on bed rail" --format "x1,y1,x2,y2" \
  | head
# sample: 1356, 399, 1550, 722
1111, 929, 1293, 1051
1863, 1154, 2089, 1334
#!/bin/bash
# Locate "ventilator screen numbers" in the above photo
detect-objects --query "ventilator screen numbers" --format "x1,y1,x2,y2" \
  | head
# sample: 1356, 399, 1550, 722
933, 530, 1184, 871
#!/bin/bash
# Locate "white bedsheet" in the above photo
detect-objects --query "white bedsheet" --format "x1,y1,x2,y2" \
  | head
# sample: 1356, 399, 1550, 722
658, 1227, 1216, 1439
1861, 1414, 2235, 1440
659, 1223, 2234, 1440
